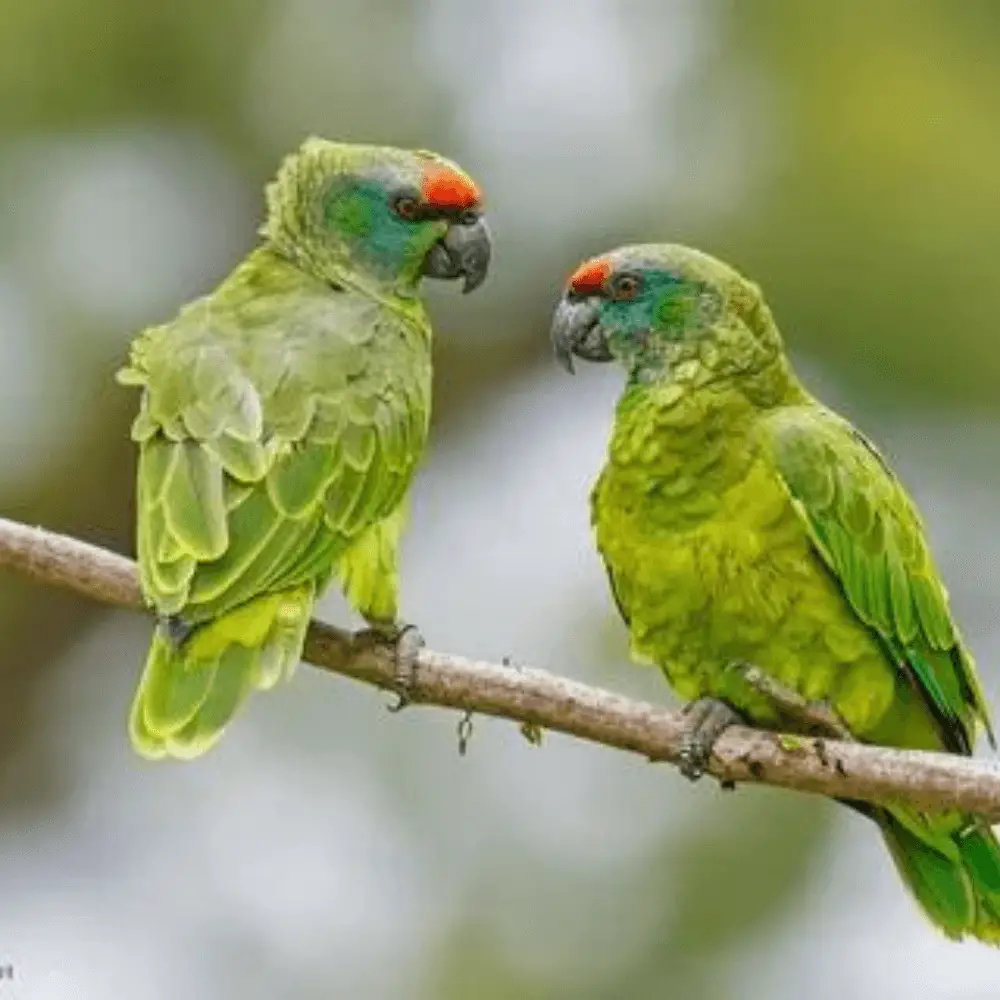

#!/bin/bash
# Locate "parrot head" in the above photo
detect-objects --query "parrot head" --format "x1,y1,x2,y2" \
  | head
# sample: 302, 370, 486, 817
262, 138, 491, 294
550, 244, 781, 384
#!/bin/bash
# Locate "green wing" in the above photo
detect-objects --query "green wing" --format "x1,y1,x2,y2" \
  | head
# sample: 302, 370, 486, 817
763, 404, 993, 754
121, 295, 422, 627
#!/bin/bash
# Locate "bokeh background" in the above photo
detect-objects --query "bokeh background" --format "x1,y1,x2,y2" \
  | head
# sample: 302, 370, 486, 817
1, 0, 999, 996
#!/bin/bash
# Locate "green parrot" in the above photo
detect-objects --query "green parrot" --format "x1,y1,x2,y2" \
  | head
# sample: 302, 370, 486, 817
118, 138, 491, 760
551, 242, 1000, 942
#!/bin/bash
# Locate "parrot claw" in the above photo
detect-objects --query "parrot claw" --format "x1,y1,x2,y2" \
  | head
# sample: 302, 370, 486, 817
387, 624, 424, 712
726, 660, 854, 741
161, 615, 195, 649
355, 620, 425, 712
678, 697, 743, 781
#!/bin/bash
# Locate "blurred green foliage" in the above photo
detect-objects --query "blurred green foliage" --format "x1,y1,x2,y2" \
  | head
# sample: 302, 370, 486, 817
719, 1, 1000, 402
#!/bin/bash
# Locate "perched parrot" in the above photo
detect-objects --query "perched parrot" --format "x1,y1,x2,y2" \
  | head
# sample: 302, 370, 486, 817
551, 242, 1000, 941
118, 138, 491, 760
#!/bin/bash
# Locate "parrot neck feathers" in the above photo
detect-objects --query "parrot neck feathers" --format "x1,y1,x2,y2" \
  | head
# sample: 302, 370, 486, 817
261, 220, 421, 302
611, 341, 806, 475
625, 310, 803, 412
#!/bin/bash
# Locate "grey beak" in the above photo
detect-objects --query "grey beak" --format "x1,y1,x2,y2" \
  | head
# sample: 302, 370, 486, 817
421, 216, 492, 293
550, 296, 609, 373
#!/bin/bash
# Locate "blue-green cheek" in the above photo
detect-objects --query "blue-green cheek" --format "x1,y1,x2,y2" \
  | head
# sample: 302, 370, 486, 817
325, 183, 442, 285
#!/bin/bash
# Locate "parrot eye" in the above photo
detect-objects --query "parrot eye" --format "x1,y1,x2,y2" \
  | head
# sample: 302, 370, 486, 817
611, 274, 642, 301
392, 193, 420, 221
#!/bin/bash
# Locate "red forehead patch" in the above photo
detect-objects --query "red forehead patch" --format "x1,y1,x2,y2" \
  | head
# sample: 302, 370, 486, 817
422, 164, 481, 212
568, 257, 612, 295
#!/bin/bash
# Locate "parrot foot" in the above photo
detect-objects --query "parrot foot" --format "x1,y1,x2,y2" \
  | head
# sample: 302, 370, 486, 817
161, 615, 194, 649
355, 620, 425, 712
727, 661, 853, 740
678, 697, 744, 781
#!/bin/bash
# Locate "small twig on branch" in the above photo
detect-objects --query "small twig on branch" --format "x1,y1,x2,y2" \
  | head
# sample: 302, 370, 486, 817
1, 515, 999, 819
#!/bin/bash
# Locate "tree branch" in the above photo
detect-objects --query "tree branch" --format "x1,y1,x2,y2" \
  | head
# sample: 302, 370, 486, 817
2, 515, 999, 818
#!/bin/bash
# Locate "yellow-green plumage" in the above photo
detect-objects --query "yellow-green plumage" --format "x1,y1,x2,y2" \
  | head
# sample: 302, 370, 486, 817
561, 243, 1000, 941
119, 138, 488, 759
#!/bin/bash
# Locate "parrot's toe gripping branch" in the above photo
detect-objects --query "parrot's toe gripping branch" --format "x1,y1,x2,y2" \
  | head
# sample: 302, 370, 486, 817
161, 615, 195, 649
727, 661, 854, 741
386, 624, 424, 712
354, 621, 425, 712
678, 697, 744, 781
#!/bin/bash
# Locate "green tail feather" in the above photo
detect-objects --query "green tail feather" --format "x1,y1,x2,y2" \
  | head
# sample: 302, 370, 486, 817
129, 585, 314, 760
879, 808, 1000, 943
